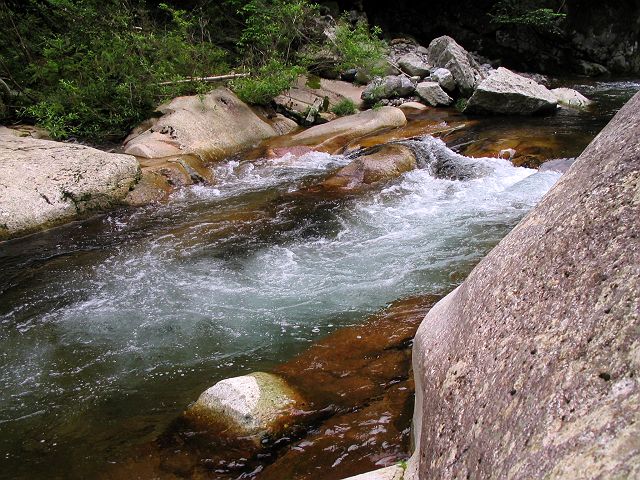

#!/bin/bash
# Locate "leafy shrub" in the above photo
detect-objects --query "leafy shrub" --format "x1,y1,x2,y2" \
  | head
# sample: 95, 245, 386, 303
490, 1, 566, 33
333, 16, 389, 79
455, 98, 468, 112
331, 98, 357, 116
232, 60, 303, 105
0, 1, 227, 140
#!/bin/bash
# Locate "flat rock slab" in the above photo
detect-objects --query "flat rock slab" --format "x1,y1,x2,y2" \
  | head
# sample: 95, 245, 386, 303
283, 106, 407, 154
124, 88, 277, 162
342, 465, 405, 480
464, 67, 557, 115
0, 128, 139, 240
408, 91, 640, 478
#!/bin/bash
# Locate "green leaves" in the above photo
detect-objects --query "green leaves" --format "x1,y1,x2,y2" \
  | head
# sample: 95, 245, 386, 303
1, 0, 228, 140
490, 1, 566, 33
333, 15, 389, 79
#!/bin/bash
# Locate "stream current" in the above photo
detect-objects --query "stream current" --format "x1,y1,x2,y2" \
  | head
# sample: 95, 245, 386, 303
0, 79, 638, 479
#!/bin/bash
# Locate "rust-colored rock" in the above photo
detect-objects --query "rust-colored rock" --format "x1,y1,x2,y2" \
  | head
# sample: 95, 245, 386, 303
407, 92, 640, 478
322, 144, 417, 191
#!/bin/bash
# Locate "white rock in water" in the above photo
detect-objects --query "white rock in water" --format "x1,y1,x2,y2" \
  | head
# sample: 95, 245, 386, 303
551, 87, 592, 109
464, 67, 557, 115
185, 372, 306, 441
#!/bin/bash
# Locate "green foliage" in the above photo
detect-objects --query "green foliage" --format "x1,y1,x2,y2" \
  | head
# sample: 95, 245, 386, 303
455, 98, 468, 112
333, 15, 389, 79
232, 0, 319, 66
232, 60, 303, 105
331, 98, 357, 116
490, 1, 566, 33
0, 0, 227, 140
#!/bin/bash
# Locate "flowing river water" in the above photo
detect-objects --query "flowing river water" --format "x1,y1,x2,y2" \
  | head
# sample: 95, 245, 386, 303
0, 79, 638, 479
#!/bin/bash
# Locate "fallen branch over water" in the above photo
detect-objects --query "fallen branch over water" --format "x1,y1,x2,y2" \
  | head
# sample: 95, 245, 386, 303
158, 73, 249, 86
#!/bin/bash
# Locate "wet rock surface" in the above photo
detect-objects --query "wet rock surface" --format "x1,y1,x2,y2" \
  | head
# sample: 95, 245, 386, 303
0, 128, 140, 240
407, 92, 640, 479
183, 372, 308, 445
102, 295, 442, 480
322, 144, 417, 191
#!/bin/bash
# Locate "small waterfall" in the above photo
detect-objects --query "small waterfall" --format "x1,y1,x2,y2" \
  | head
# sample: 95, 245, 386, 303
401, 136, 493, 180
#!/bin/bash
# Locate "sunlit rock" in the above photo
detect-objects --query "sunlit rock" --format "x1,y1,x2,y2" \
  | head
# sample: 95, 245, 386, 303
426, 36, 487, 96
398, 53, 431, 77
551, 87, 592, 109
283, 106, 407, 154
407, 92, 640, 479
0, 127, 139, 240
184, 372, 308, 444
322, 144, 417, 190
123, 88, 277, 162
430, 67, 456, 92
464, 67, 557, 115
416, 81, 453, 106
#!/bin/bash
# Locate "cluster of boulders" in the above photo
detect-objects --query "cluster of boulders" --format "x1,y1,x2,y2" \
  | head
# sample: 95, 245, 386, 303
358, 36, 591, 116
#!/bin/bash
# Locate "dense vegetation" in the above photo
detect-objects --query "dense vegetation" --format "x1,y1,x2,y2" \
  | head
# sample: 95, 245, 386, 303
0, 0, 388, 141
0, 0, 578, 142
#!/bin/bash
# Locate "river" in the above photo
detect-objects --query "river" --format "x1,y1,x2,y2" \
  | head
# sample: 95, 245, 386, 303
0, 79, 638, 479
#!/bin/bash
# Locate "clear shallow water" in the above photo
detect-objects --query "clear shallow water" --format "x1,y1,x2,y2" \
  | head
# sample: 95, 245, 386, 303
0, 79, 637, 479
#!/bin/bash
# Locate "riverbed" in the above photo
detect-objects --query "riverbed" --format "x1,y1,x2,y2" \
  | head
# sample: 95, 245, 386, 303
0, 79, 638, 480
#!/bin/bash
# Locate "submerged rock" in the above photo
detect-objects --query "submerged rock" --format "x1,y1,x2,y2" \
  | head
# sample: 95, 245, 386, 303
416, 81, 453, 106
426, 36, 487, 96
123, 88, 277, 162
184, 372, 307, 444
552, 87, 592, 109
407, 92, 640, 479
322, 144, 417, 190
0, 128, 139, 240
464, 67, 557, 115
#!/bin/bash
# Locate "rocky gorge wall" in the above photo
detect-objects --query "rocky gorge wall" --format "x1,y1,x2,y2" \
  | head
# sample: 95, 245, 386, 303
406, 91, 640, 478
330, 0, 640, 75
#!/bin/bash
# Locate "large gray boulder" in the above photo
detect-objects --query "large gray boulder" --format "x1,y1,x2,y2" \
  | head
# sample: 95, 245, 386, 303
407, 91, 640, 479
0, 128, 139, 240
416, 81, 453, 106
397, 53, 431, 77
426, 36, 487, 96
464, 67, 558, 115
123, 88, 277, 162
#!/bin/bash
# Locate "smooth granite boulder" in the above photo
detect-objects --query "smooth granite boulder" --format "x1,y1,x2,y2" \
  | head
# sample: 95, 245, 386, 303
184, 372, 307, 445
407, 91, 640, 479
0, 128, 139, 240
124, 88, 277, 162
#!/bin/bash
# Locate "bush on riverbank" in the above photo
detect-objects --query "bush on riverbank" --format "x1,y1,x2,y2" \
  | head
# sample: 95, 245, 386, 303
0, 0, 389, 142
